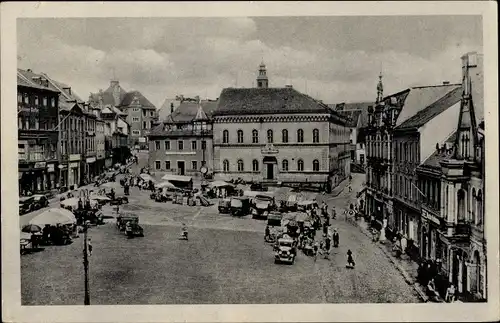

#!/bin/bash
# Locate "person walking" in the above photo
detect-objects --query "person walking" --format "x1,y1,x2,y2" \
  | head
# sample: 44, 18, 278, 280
324, 236, 331, 260
333, 228, 339, 247
313, 241, 319, 262
347, 249, 355, 267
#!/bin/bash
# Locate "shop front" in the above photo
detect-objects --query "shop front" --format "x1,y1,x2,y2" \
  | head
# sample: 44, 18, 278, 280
86, 156, 97, 182
58, 164, 68, 189
18, 161, 50, 195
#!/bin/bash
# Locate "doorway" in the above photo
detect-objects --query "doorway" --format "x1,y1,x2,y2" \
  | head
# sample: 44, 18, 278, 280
266, 164, 274, 180
177, 161, 185, 175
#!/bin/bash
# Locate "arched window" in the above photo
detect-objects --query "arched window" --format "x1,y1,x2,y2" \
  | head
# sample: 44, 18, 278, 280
313, 159, 320, 171
223, 159, 229, 172
313, 129, 319, 143
282, 159, 289, 171
297, 129, 304, 143
477, 190, 483, 226
457, 189, 466, 222
297, 159, 304, 171
222, 130, 229, 143
237, 159, 244, 172
267, 129, 273, 143
471, 188, 477, 223
237, 130, 244, 143
252, 129, 259, 143
252, 159, 259, 172
282, 129, 288, 143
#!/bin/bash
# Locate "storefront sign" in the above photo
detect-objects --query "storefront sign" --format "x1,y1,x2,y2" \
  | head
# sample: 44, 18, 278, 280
422, 209, 440, 226
86, 157, 96, 163
34, 162, 46, 169
70, 162, 79, 168
69, 154, 81, 161
47, 164, 55, 172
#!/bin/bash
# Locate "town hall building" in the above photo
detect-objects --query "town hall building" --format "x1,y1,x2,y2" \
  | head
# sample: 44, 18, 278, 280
212, 62, 351, 191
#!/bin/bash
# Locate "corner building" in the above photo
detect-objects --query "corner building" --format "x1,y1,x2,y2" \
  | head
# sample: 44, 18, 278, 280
212, 63, 350, 191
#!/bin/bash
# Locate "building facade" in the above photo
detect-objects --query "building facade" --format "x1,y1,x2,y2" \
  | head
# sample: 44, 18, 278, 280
17, 69, 60, 195
212, 63, 350, 191
148, 100, 217, 177
417, 52, 485, 301
89, 80, 157, 148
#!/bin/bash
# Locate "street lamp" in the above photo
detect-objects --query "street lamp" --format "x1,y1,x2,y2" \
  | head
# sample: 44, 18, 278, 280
79, 189, 91, 305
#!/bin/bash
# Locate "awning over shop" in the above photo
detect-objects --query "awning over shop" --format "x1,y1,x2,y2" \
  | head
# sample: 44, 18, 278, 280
161, 174, 193, 183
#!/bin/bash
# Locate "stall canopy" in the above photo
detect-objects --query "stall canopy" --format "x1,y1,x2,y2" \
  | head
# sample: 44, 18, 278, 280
61, 197, 98, 209
140, 173, 156, 182
209, 180, 234, 188
161, 174, 193, 182
29, 208, 76, 226
156, 181, 177, 189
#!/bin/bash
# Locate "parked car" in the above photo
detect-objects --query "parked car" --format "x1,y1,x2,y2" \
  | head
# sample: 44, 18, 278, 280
230, 197, 250, 217
19, 196, 35, 215
274, 237, 297, 264
251, 194, 276, 219
32, 194, 49, 210
250, 183, 268, 192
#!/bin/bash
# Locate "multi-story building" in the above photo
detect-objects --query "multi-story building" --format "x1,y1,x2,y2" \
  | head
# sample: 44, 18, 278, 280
417, 52, 485, 301
148, 100, 217, 177
94, 116, 106, 175
365, 73, 461, 232
98, 105, 130, 166
392, 85, 462, 259
89, 80, 157, 147
212, 63, 350, 191
17, 69, 60, 195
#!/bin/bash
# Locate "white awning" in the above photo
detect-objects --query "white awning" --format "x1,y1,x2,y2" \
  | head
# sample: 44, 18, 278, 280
161, 174, 193, 183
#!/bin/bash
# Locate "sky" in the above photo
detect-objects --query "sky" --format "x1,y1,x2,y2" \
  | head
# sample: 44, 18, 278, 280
17, 16, 482, 109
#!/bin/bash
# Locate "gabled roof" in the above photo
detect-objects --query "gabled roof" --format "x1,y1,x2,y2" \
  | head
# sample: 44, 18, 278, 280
89, 81, 156, 110
394, 84, 461, 126
17, 69, 59, 92
165, 100, 218, 124
119, 91, 156, 109
213, 87, 332, 116
419, 131, 457, 170
396, 86, 463, 130
338, 110, 362, 128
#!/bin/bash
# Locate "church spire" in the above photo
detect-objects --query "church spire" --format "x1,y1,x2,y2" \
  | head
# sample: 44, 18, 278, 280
256, 60, 269, 88
376, 70, 384, 104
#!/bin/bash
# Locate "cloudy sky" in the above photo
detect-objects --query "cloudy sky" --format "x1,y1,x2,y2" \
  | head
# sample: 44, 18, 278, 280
17, 16, 482, 108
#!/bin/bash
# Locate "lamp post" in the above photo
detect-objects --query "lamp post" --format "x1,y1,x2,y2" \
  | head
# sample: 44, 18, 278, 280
79, 189, 91, 305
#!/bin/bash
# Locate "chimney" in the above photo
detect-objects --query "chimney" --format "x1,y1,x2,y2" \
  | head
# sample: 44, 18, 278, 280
442, 81, 450, 85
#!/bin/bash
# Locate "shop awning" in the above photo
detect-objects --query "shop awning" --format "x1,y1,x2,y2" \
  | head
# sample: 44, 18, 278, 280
161, 174, 193, 183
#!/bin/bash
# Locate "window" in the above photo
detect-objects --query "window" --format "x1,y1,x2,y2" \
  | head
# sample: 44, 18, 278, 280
42, 97, 47, 106
201, 140, 206, 150
404, 143, 408, 161
282, 129, 288, 143
282, 159, 289, 171
223, 160, 229, 172
223, 130, 229, 143
133, 108, 140, 112
471, 188, 476, 223
18, 94, 22, 103
252, 159, 259, 172
51, 97, 56, 107
297, 129, 304, 143
133, 117, 139, 122
237, 159, 244, 172
313, 159, 320, 171
155, 141, 160, 150
178, 140, 184, 150
24, 94, 29, 104
252, 129, 259, 143
237, 130, 244, 143
297, 159, 304, 171
267, 129, 273, 143
165, 161, 171, 170
132, 130, 140, 136
477, 190, 483, 225
143, 121, 147, 129
150, 111, 154, 117
313, 129, 319, 143
165, 141, 170, 150
155, 161, 161, 170
192, 161, 198, 170
34, 96, 39, 105
191, 141, 197, 150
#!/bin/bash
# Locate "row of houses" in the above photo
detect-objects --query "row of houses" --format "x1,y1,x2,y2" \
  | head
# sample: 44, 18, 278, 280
17, 70, 157, 195
363, 52, 486, 301
148, 62, 352, 191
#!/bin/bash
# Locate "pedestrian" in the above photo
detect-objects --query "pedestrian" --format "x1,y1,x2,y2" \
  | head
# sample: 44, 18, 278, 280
324, 236, 331, 259
347, 249, 355, 267
322, 221, 328, 237
313, 241, 319, 262
331, 207, 336, 219
445, 283, 456, 303
87, 238, 93, 256
333, 228, 339, 247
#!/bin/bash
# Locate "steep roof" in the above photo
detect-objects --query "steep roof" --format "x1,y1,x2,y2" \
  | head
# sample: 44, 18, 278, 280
338, 110, 362, 128
396, 86, 463, 130
119, 90, 156, 109
213, 87, 332, 116
394, 84, 461, 126
89, 81, 155, 110
419, 131, 457, 170
165, 100, 218, 124
17, 69, 59, 92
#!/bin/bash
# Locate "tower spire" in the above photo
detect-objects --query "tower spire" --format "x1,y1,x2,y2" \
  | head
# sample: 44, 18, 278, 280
376, 68, 384, 104
256, 60, 269, 88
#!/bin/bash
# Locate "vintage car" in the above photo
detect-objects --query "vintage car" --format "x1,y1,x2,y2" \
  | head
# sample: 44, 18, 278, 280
19, 196, 36, 215
265, 213, 283, 243
32, 194, 49, 210
218, 198, 231, 214
251, 194, 276, 219
109, 195, 129, 206
250, 183, 268, 192
285, 195, 298, 212
274, 236, 297, 264
297, 200, 318, 212
230, 197, 250, 217
116, 215, 142, 236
